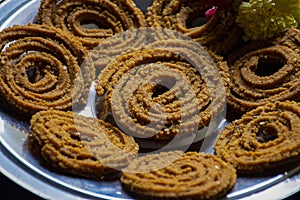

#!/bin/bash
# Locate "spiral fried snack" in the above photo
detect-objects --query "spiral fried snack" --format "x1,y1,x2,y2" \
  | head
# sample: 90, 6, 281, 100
274, 28, 300, 53
0, 24, 94, 116
120, 151, 236, 199
146, 0, 244, 55
96, 40, 227, 142
227, 44, 300, 115
30, 109, 139, 179
227, 28, 300, 67
215, 101, 300, 174
36, 0, 147, 48
90, 27, 184, 72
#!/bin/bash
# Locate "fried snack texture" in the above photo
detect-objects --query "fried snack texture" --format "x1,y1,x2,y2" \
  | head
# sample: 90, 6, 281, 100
96, 44, 227, 141
146, 0, 243, 55
215, 101, 300, 174
36, 0, 147, 48
120, 151, 236, 200
227, 44, 300, 115
90, 27, 190, 71
0, 24, 94, 116
30, 109, 139, 179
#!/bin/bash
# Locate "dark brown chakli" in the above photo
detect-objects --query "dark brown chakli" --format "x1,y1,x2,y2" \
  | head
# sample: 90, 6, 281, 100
226, 41, 300, 115
0, 24, 95, 117
227, 28, 300, 67
35, 0, 147, 49
30, 109, 139, 180
145, 0, 244, 55
214, 101, 300, 174
274, 28, 300, 53
120, 151, 236, 200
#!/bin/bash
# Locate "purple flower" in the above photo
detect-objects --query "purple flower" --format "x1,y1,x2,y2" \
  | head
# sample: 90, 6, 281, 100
205, 6, 218, 19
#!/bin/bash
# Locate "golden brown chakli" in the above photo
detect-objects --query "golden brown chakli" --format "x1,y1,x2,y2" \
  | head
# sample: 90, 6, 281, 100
121, 151, 236, 199
215, 101, 300, 174
30, 109, 139, 179
0, 24, 94, 116
36, 0, 147, 48
90, 27, 187, 72
95, 43, 227, 141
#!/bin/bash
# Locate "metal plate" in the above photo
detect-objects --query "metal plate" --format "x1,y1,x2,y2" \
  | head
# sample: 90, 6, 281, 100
0, 0, 300, 199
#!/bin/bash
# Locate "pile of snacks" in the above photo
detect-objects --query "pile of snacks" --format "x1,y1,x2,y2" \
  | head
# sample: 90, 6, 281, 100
0, 0, 299, 199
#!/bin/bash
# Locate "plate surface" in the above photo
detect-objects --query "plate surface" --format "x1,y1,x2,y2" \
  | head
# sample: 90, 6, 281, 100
0, 0, 300, 200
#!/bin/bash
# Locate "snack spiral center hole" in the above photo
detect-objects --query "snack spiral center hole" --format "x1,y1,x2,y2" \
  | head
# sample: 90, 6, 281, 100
255, 57, 285, 77
187, 14, 208, 28
152, 84, 170, 98
256, 123, 278, 143
26, 66, 39, 83
80, 19, 102, 29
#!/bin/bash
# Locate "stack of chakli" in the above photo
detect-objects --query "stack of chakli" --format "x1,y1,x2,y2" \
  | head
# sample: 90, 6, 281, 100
0, 0, 299, 199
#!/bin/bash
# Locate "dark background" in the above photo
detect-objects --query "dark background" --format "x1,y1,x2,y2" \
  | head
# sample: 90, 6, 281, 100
1, 173, 43, 200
